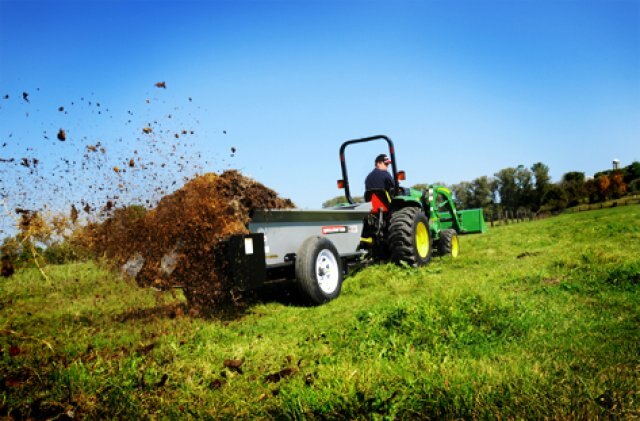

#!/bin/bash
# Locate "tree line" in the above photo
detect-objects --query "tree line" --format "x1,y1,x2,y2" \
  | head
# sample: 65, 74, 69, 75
322, 161, 640, 214
449, 161, 639, 214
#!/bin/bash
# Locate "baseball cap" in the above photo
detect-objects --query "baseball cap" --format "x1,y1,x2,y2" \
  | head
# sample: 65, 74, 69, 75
375, 154, 392, 165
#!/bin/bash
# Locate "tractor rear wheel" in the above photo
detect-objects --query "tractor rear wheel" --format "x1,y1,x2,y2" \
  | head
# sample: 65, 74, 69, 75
388, 207, 432, 267
295, 236, 343, 305
438, 229, 459, 257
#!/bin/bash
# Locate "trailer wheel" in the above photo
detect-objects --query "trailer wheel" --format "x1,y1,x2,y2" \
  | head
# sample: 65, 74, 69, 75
438, 229, 459, 257
388, 207, 432, 267
295, 236, 343, 305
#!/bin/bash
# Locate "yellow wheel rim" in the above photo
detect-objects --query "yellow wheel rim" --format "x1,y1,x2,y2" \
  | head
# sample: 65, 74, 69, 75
415, 222, 430, 258
451, 234, 459, 258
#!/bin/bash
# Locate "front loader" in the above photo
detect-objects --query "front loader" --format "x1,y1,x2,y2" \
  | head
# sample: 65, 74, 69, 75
337, 135, 486, 267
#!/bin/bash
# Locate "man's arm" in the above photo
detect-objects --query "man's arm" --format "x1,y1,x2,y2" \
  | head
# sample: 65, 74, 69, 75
384, 172, 395, 191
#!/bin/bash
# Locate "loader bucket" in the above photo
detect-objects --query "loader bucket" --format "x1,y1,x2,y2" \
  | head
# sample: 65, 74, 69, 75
457, 208, 487, 234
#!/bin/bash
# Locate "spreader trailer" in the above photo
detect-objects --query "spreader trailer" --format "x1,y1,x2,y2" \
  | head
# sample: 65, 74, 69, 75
226, 205, 371, 304
227, 135, 487, 305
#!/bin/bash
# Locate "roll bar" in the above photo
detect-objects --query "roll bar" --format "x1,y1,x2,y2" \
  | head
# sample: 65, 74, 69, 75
338, 135, 399, 204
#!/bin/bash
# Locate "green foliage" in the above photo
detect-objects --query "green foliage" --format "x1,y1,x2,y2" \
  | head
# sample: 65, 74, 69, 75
410, 183, 429, 191
451, 177, 495, 210
531, 162, 551, 210
494, 167, 519, 210
1, 207, 639, 418
330, 160, 634, 213
322, 195, 363, 208
540, 184, 568, 212
42, 240, 92, 264
625, 161, 640, 183
561, 171, 587, 206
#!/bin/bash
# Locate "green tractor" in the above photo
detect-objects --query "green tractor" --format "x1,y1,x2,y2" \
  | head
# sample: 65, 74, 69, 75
337, 135, 486, 267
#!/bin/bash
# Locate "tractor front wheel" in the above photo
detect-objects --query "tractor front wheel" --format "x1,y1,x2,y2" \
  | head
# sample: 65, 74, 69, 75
388, 207, 432, 267
295, 236, 343, 305
438, 229, 459, 257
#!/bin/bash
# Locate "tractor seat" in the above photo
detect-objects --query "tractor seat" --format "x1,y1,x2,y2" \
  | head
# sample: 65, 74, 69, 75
365, 189, 392, 213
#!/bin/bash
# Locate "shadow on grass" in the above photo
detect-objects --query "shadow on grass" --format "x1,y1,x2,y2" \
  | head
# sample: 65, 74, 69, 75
113, 271, 359, 323
111, 285, 310, 322
202, 282, 316, 320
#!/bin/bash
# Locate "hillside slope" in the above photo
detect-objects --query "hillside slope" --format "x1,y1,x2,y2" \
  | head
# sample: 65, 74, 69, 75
1, 206, 638, 418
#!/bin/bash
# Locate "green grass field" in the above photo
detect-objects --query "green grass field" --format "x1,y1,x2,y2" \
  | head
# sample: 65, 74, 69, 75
1, 206, 639, 419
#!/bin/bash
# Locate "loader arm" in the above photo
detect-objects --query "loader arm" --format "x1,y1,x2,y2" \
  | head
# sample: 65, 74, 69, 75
428, 186, 486, 234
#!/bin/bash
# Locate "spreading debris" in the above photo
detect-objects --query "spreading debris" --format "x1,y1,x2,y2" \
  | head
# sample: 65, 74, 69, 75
80, 170, 294, 311
1, 256, 14, 277
1, 83, 291, 314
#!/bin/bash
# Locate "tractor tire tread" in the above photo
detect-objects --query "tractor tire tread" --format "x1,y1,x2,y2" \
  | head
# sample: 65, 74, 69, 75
388, 207, 432, 267
438, 229, 458, 256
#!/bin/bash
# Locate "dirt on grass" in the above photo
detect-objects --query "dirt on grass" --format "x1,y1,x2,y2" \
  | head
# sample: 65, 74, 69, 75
80, 170, 294, 312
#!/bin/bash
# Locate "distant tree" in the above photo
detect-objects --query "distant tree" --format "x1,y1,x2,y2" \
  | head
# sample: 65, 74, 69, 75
561, 171, 587, 206
610, 171, 627, 198
322, 195, 363, 208
540, 184, 568, 212
1, 236, 20, 260
624, 161, 640, 184
469, 176, 495, 208
531, 162, 551, 210
494, 167, 518, 211
584, 178, 599, 203
323, 196, 348, 208
515, 165, 534, 209
410, 183, 429, 192
450, 181, 472, 209
597, 174, 611, 201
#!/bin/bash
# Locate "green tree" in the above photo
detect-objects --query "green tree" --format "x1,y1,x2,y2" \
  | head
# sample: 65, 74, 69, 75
561, 172, 586, 206
469, 176, 495, 208
540, 184, 569, 212
494, 167, 518, 211
515, 165, 534, 209
450, 181, 472, 209
584, 178, 599, 203
322, 195, 363, 208
410, 183, 429, 191
531, 162, 551, 210
624, 161, 640, 185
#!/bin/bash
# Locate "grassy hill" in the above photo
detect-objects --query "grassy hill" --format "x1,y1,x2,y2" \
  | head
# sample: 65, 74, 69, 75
1, 206, 639, 418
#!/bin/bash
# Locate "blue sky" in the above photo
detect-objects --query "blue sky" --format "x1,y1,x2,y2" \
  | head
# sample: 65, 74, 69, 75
1, 0, 639, 230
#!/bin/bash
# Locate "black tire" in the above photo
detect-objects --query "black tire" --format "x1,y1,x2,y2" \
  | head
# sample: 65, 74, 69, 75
388, 207, 432, 267
438, 229, 459, 257
295, 236, 343, 305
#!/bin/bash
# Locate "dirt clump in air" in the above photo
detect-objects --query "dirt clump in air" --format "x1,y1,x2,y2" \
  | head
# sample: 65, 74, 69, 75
81, 170, 294, 312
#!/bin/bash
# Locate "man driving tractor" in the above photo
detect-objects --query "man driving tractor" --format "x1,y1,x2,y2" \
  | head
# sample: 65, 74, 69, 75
365, 154, 394, 191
